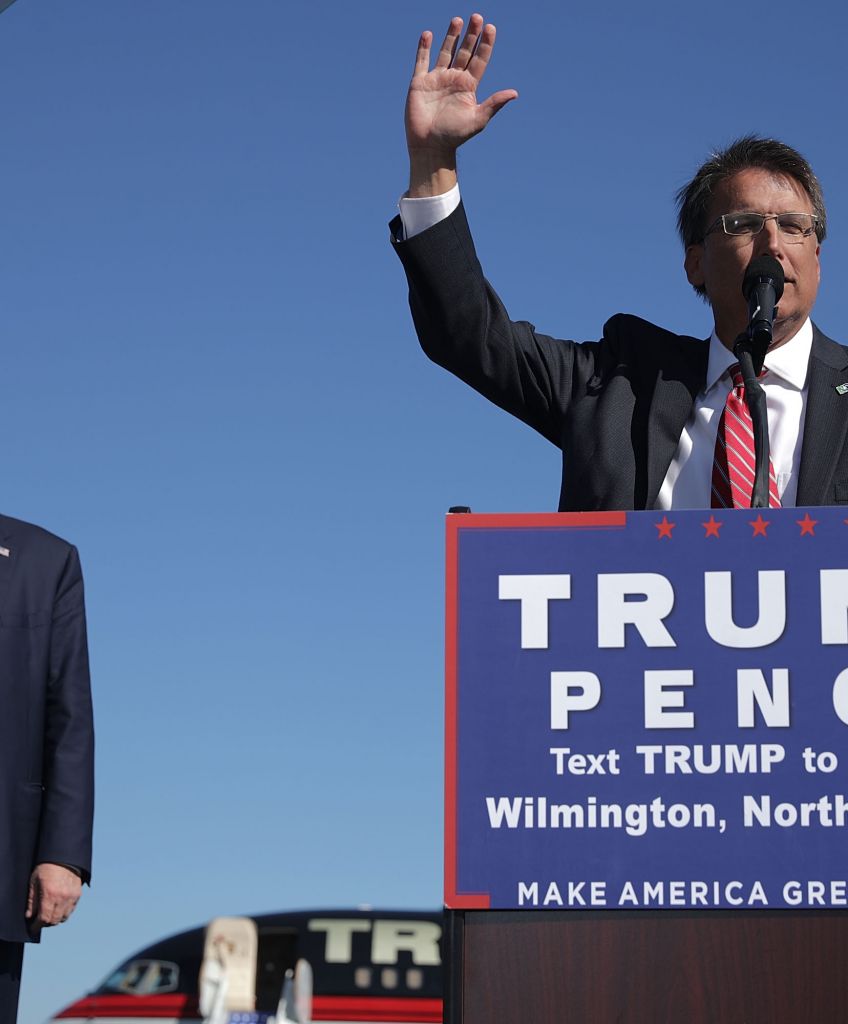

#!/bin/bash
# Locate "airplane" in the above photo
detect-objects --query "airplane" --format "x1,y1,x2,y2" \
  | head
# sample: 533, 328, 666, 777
49, 908, 443, 1024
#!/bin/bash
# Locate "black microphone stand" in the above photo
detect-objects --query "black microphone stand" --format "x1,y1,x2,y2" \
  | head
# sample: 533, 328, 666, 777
732, 330, 770, 509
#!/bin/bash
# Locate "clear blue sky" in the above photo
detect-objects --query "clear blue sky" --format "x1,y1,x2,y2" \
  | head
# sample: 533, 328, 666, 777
3, 1, 848, 1021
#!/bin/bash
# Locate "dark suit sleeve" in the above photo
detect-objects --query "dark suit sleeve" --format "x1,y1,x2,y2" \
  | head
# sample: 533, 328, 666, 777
391, 202, 604, 448
35, 545, 94, 883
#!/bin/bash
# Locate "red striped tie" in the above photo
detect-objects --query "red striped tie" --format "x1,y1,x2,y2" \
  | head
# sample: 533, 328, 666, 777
711, 364, 781, 509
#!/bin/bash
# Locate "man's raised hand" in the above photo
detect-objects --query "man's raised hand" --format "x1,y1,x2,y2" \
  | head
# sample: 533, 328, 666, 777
405, 14, 517, 196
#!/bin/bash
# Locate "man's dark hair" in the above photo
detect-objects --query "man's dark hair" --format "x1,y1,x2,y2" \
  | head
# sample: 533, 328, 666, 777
676, 135, 827, 297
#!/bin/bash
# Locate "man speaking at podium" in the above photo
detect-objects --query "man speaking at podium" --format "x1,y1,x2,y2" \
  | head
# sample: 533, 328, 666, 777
391, 14, 848, 512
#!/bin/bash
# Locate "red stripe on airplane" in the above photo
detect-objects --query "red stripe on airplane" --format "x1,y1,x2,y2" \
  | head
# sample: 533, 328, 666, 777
54, 993, 442, 1022
54, 994, 199, 1018
313, 995, 443, 1021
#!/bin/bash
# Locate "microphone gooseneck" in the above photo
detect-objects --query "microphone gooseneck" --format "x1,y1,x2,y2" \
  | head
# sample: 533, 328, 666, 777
733, 256, 784, 508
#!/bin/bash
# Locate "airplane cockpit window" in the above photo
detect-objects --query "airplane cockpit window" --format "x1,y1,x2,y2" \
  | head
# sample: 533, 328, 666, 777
98, 959, 180, 995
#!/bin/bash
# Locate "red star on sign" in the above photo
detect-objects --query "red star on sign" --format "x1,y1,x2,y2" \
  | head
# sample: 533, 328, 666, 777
750, 514, 771, 537
797, 513, 818, 536
702, 515, 723, 538
655, 516, 675, 539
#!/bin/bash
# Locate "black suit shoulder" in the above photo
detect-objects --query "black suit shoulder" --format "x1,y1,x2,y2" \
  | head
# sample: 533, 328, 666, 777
0, 515, 83, 613
603, 312, 703, 347
812, 323, 848, 366
0, 513, 76, 553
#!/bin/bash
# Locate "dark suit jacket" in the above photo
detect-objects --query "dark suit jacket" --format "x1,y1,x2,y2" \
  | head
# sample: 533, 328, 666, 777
0, 515, 93, 943
391, 203, 848, 510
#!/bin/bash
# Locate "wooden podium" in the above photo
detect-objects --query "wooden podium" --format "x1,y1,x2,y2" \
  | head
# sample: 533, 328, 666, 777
444, 509, 848, 1023
444, 909, 848, 1022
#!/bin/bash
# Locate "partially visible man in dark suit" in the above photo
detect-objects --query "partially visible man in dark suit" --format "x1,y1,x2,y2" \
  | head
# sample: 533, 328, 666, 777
392, 14, 848, 511
0, 517, 93, 1023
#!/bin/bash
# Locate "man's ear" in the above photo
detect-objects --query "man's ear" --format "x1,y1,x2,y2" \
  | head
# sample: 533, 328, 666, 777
684, 244, 705, 288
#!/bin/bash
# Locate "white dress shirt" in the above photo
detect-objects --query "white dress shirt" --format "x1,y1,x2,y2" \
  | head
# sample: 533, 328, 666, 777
397, 187, 811, 509
655, 323, 810, 508
398, 184, 461, 239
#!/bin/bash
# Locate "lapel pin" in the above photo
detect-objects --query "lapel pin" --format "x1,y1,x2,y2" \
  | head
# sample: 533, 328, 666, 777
836, 383, 848, 395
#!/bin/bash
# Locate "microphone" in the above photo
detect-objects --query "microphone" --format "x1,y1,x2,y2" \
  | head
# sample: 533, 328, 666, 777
733, 255, 785, 507
741, 255, 785, 371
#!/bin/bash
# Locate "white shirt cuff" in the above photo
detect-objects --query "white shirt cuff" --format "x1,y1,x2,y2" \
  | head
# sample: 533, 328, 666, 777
398, 184, 461, 240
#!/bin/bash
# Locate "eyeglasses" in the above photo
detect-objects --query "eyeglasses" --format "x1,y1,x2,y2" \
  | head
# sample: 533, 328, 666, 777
703, 211, 820, 243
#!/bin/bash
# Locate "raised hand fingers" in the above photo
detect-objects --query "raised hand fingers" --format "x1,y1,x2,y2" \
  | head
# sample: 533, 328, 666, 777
422, 14, 495, 81
467, 21, 497, 81
412, 30, 433, 77
451, 13, 484, 71
434, 16, 464, 69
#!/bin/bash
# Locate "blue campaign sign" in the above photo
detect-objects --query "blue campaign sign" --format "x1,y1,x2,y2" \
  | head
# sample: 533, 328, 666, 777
445, 508, 848, 911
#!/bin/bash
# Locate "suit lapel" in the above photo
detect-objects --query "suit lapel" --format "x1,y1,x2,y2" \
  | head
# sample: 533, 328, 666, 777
645, 337, 710, 508
797, 326, 848, 506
